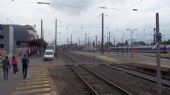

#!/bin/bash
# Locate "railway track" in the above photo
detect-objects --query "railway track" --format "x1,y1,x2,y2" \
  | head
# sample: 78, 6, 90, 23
105, 64, 170, 87
62, 52, 170, 94
111, 64, 170, 79
68, 65, 131, 95
69, 52, 170, 87
62, 52, 131, 95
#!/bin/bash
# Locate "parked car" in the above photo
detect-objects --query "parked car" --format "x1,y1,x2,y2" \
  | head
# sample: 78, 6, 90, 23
43, 49, 54, 61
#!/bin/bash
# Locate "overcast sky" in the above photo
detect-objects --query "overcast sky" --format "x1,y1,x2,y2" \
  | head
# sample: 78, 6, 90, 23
1, 0, 170, 45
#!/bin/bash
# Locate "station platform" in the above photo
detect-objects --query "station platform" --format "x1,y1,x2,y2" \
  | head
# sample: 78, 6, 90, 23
0, 57, 57, 95
71, 51, 170, 70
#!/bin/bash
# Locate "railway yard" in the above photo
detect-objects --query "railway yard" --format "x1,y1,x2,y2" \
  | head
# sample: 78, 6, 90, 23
2, 1, 170, 95
50, 51, 170, 95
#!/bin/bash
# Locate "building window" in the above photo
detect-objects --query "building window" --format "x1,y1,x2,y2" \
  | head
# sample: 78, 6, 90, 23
0, 35, 4, 39
0, 44, 4, 48
0, 25, 4, 31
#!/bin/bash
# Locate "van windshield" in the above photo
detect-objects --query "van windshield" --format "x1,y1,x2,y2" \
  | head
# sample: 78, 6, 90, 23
45, 52, 53, 55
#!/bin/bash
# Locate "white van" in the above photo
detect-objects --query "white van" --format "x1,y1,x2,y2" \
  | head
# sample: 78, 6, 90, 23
43, 49, 54, 61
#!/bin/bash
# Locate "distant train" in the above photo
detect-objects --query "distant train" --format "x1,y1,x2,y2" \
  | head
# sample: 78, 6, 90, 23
108, 45, 170, 53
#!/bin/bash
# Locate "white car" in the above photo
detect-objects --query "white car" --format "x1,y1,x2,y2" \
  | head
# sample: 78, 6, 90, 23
43, 49, 54, 61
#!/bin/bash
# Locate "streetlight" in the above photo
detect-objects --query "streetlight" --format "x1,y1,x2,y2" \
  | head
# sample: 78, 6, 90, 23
126, 29, 137, 58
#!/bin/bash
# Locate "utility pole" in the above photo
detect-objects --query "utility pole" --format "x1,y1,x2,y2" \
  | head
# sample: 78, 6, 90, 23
96, 35, 97, 51
156, 13, 162, 95
71, 34, 72, 45
131, 31, 133, 57
107, 37, 109, 53
41, 19, 43, 39
101, 13, 104, 55
41, 19, 43, 55
85, 33, 87, 48
67, 37, 68, 45
88, 37, 89, 51
55, 19, 58, 57
109, 32, 111, 49
163, 34, 166, 53
79, 38, 80, 46
154, 28, 156, 45
114, 37, 115, 46
122, 36, 123, 55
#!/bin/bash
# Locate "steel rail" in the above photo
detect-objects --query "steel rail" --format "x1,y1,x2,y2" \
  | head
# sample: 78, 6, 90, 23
64, 52, 132, 95
80, 65, 132, 95
68, 65, 100, 95
104, 64, 170, 87
71, 52, 170, 87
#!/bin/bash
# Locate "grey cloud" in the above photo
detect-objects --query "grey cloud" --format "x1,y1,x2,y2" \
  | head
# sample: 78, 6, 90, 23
49, 0, 93, 15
